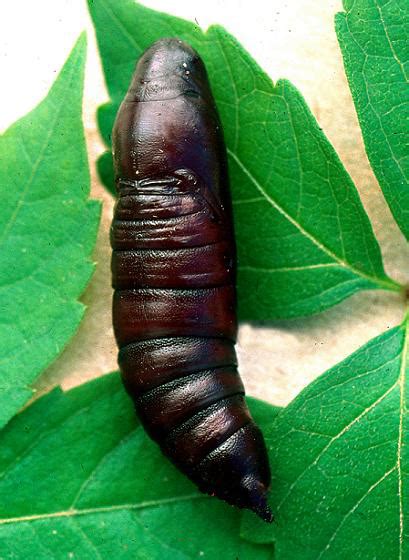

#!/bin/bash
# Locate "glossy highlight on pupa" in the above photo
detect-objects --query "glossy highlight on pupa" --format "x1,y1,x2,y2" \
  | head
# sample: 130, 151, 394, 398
111, 37, 272, 522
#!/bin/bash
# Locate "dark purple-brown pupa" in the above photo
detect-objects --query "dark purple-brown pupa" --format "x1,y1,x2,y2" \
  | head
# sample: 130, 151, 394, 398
111, 37, 272, 522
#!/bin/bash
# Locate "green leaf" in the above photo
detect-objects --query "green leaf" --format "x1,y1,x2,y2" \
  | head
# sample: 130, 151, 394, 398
88, 0, 400, 320
0, 34, 101, 428
241, 322, 409, 559
97, 149, 116, 197
0, 373, 275, 559
336, 0, 409, 240
247, 395, 282, 428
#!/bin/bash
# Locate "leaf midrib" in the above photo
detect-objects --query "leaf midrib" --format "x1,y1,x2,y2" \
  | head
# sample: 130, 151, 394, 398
276, 375, 400, 514
374, 0, 409, 83
0, 493, 207, 526
228, 149, 400, 292
397, 316, 408, 558
317, 319, 408, 559
316, 465, 397, 559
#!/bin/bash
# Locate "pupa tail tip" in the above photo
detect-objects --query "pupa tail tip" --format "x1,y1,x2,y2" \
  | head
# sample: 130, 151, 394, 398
254, 502, 274, 523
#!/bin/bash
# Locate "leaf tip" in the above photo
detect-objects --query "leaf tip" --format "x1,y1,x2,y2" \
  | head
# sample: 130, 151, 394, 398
273, 78, 295, 96
70, 30, 88, 60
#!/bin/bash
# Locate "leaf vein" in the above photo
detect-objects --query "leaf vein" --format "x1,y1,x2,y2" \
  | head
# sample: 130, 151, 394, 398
277, 380, 399, 510
228, 148, 398, 291
0, 494, 206, 526
317, 466, 397, 559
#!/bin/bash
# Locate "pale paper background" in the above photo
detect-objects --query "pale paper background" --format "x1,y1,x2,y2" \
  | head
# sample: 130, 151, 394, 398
2, 0, 408, 407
